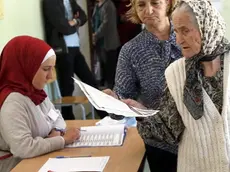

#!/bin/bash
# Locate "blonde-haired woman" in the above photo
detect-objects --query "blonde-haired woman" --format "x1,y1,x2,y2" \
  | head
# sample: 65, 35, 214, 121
104, 0, 182, 171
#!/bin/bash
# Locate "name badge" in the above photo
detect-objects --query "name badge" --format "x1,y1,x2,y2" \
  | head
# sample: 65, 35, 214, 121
47, 109, 59, 121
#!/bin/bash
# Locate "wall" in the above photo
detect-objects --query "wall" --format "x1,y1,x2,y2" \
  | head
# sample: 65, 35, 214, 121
0, 0, 4, 19
0, 0, 44, 52
221, 0, 230, 39
211, 0, 229, 39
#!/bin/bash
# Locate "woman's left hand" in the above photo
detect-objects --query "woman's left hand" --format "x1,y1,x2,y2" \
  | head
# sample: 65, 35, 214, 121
47, 129, 61, 138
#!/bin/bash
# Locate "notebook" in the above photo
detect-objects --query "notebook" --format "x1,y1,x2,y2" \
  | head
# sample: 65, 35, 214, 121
73, 78, 159, 117
66, 125, 126, 148
38, 156, 109, 172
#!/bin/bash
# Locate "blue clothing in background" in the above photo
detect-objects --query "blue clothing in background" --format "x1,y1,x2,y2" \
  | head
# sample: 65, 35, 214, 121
63, 0, 80, 47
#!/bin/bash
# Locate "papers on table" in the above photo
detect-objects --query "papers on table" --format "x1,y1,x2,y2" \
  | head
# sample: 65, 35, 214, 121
38, 156, 109, 172
73, 78, 159, 117
96, 116, 137, 127
66, 125, 126, 148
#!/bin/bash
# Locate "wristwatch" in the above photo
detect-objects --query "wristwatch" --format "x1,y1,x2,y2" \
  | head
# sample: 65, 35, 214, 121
54, 128, 66, 136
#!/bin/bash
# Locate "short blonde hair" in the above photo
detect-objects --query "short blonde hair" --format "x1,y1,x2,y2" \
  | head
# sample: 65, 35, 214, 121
126, 0, 177, 24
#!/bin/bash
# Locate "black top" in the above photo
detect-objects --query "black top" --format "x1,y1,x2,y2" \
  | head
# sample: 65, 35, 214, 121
42, 0, 87, 54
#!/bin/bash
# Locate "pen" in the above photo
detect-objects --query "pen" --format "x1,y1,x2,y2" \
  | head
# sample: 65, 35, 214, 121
56, 155, 92, 158
47, 171, 81, 172
54, 128, 65, 132
55, 128, 86, 132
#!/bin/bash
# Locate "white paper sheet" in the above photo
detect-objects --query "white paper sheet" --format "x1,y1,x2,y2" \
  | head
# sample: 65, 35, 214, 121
95, 116, 137, 127
73, 78, 159, 117
38, 156, 110, 172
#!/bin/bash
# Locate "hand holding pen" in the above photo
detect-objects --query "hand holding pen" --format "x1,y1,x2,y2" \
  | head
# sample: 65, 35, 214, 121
62, 128, 81, 145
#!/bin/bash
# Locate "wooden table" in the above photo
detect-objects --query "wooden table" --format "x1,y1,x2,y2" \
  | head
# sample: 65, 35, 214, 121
12, 120, 145, 172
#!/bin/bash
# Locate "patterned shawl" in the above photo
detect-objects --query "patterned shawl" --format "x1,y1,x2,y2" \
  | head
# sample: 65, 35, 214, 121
174, 0, 230, 119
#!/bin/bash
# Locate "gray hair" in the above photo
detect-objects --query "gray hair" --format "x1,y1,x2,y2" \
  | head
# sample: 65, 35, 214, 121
172, 2, 199, 30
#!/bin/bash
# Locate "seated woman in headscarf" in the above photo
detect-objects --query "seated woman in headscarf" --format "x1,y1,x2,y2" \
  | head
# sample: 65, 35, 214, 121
0, 36, 80, 172
123, 0, 230, 171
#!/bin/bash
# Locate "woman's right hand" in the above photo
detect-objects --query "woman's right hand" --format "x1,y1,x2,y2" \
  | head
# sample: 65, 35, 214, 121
103, 89, 118, 99
63, 128, 80, 145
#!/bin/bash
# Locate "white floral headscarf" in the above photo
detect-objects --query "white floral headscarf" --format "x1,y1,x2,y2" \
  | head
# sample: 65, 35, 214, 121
174, 0, 230, 119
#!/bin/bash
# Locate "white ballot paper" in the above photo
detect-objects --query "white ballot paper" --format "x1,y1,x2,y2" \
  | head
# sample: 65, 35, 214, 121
38, 156, 109, 172
73, 78, 159, 117
66, 125, 126, 148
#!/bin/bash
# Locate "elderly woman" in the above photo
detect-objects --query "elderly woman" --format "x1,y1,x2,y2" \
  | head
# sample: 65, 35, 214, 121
0, 36, 80, 172
167, 0, 230, 171
104, 0, 182, 171
124, 0, 230, 171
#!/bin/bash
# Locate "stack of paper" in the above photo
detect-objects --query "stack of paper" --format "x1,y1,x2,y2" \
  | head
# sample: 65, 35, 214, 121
39, 156, 109, 172
73, 78, 159, 117
96, 116, 137, 127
